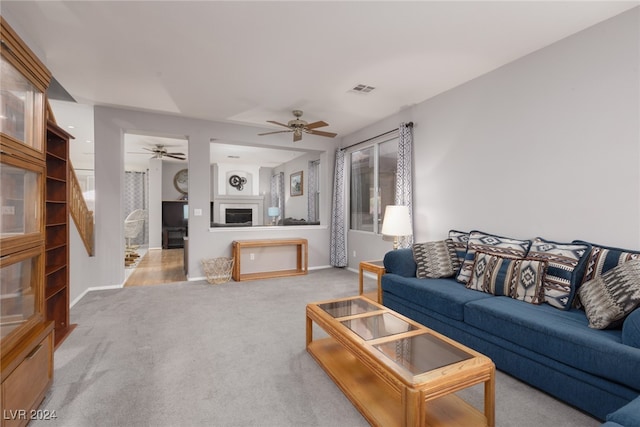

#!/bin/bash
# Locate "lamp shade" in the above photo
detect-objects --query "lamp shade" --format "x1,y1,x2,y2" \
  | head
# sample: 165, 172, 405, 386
268, 207, 280, 217
381, 205, 412, 237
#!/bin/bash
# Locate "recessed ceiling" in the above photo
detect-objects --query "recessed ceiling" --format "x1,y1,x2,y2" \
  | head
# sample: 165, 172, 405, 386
5, 1, 638, 144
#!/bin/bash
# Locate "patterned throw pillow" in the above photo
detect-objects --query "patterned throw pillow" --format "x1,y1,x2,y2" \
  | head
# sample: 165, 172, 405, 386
413, 239, 458, 278
574, 241, 640, 284
578, 259, 640, 329
448, 230, 470, 268
526, 238, 591, 310
467, 252, 546, 304
456, 231, 531, 285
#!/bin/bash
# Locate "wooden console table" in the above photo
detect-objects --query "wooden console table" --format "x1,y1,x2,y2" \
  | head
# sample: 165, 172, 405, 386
232, 238, 308, 281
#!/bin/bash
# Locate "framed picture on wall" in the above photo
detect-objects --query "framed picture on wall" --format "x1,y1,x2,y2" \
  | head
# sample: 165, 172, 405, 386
290, 171, 303, 196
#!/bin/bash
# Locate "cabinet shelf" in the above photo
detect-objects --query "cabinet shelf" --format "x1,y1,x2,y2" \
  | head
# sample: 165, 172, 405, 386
45, 222, 67, 228
45, 281, 65, 300
45, 262, 66, 276
44, 120, 74, 349
45, 151, 65, 162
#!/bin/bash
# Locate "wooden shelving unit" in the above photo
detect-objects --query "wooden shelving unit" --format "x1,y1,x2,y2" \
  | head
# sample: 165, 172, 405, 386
45, 121, 76, 348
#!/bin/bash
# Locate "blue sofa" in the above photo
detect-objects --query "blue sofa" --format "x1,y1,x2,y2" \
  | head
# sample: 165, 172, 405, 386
381, 246, 640, 423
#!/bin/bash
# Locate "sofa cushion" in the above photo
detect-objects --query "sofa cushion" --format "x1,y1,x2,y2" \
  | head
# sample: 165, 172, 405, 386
606, 396, 640, 427
381, 275, 492, 321
456, 230, 531, 284
526, 238, 591, 310
623, 309, 640, 348
578, 259, 640, 329
463, 297, 640, 390
383, 248, 416, 277
467, 251, 546, 304
413, 240, 458, 278
575, 241, 640, 285
448, 230, 469, 268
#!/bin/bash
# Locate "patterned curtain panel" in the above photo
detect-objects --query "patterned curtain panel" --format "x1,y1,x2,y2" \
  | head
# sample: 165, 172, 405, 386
395, 122, 414, 248
307, 160, 319, 222
270, 172, 285, 221
124, 171, 148, 245
330, 149, 347, 267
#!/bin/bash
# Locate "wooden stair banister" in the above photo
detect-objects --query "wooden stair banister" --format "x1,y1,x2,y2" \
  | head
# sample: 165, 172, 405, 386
69, 163, 95, 256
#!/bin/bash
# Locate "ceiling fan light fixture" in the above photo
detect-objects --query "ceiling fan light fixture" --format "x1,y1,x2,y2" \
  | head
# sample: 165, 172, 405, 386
258, 110, 337, 142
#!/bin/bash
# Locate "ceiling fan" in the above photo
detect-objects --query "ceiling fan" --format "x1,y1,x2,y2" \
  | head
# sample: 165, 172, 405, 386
129, 144, 186, 160
258, 110, 337, 142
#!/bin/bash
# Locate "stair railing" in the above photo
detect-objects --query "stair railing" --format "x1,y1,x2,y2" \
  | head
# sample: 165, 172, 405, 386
69, 163, 95, 256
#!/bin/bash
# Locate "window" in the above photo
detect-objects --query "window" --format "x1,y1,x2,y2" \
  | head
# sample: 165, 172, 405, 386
350, 137, 398, 233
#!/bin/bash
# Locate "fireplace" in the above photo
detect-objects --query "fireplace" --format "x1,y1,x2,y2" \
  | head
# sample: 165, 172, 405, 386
226, 208, 252, 224
212, 196, 264, 226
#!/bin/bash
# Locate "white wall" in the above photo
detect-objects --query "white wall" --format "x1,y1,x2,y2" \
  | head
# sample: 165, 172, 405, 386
275, 152, 322, 220
162, 161, 187, 200
148, 158, 162, 248
343, 8, 640, 269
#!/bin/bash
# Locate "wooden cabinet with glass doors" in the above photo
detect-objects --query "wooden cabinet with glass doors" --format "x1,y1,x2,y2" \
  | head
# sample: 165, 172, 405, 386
1, 16, 55, 427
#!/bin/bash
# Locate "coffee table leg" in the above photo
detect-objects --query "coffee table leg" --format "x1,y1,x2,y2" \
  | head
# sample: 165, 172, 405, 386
485, 367, 496, 427
403, 388, 423, 427
306, 314, 313, 347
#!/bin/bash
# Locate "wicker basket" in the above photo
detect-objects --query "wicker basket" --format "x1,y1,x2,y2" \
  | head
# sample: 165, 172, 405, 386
202, 257, 234, 284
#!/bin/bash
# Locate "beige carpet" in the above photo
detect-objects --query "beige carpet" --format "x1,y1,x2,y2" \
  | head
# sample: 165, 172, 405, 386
34, 268, 599, 427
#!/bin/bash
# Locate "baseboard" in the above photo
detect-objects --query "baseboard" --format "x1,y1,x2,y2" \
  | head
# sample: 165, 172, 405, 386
70, 284, 123, 308
188, 265, 339, 283
309, 265, 333, 271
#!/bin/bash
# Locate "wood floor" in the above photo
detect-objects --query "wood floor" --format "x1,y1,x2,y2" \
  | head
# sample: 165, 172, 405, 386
124, 248, 187, 286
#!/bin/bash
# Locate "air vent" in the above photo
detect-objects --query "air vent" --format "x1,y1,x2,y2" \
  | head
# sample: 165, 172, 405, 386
350, 84, 376, 94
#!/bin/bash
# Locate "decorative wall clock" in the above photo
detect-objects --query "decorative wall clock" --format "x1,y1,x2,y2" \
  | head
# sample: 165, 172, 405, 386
174, 169, 188, 195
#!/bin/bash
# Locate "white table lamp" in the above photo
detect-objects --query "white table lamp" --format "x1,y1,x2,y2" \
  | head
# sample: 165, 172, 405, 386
381, 205, 412, 250
268, 207, 280, 225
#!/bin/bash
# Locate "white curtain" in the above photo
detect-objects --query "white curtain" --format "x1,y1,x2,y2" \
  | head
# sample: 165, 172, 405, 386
395, 123, 414, 248
330, 149, 347, 267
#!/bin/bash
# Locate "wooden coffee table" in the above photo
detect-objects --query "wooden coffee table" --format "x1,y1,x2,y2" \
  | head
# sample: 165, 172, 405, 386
306, 296, 495, 427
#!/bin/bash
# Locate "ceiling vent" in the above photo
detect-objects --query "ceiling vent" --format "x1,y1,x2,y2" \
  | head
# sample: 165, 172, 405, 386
350, 84, 376, 94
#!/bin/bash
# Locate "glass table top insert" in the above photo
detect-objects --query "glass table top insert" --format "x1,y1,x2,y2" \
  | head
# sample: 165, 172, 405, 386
341, 313, 418, 341
374, 333, 473, 376
318, 298, 380, 318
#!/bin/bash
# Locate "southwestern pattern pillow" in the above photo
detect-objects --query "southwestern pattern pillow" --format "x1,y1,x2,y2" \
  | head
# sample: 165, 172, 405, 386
574, 241, 640, 285
456, 231, 531, 285
578, 259, 640, 329
467, 251, 546, 304
526, 238, 591, 310
413, 240, 458, 278
448, 230, 469, 268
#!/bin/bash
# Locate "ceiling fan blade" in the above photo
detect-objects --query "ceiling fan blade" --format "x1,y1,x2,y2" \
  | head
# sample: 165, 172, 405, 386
266, 120, 291, 128
308, 129, 337, 138
305, 121, 328, 130
293, 132, 302, 142
167, 152, 185, 156
165, 154, 186, 160
142, 147, 157, 152
258, 130, 292, 136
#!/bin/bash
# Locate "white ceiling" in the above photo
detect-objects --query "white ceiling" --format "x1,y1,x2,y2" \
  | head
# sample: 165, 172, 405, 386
5, 1, 638, 170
